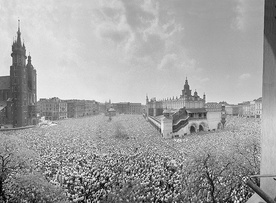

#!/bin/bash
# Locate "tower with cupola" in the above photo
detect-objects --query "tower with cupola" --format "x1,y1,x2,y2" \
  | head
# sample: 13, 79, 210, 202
182, 77, 192, 98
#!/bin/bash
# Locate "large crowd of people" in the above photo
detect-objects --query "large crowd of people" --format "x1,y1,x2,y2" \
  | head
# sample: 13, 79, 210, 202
3, 114, 261, 202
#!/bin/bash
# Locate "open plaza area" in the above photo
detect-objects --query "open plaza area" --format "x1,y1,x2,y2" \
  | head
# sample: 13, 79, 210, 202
1, 115, 261, 202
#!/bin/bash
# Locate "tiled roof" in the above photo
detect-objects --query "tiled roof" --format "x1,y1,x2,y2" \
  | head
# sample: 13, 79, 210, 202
186, 108, 207, 113
0, 76, 10, 90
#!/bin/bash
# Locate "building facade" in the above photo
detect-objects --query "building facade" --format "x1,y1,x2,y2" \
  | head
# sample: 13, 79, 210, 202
145, 79, 224, 137
113, 102, 143, 114
225, 105, 239, 116
238, 98, 262, 118
37, 97, 67, 120
146, 78, 206, 117
65, 100, 99, 118
146, 102, 225, 138
254, 97, 262, 118
0, 21, 37, 127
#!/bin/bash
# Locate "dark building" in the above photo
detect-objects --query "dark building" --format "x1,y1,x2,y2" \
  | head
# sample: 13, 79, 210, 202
113, 102, 143, 114
0, 21, 37, 127
65, 100, 99, 118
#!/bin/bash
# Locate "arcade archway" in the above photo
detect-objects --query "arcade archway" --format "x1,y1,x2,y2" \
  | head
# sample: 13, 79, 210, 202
199, 124, 204, 132
190, 126, 196, 133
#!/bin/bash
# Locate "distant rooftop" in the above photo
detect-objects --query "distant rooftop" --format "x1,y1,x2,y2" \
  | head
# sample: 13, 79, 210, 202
186, 108, 207, 113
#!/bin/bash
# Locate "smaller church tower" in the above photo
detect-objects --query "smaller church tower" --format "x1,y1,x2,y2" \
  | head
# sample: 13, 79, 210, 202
26, 53, 37, 125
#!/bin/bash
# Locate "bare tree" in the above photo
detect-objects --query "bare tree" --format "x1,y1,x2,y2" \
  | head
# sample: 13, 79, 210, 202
183, 149, 257, 203
7, 172, 67, 203
0, 134, 66, 202
0, 134, 36, 202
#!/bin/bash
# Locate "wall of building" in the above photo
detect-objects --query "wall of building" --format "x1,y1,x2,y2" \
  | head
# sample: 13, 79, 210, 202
259, 0, 276, 197
65, 100, 99, 118
206, 111, 221, 130
161, 117, 172, 138
113, 102, 143, 114
38, 97, 67, 120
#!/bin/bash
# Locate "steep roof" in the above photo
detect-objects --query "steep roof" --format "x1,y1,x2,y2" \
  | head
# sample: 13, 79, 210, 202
0, 76, 10, 90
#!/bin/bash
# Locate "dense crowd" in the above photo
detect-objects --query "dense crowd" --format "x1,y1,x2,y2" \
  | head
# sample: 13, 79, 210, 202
3, 114, 261, 202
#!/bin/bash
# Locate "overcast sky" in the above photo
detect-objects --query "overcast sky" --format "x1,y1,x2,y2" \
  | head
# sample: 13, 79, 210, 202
0, 0, 264, 104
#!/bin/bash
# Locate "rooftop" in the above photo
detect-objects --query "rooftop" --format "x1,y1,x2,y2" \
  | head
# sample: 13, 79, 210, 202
186, 108, 207, 113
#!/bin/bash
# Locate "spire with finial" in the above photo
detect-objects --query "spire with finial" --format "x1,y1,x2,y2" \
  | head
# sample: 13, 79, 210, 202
16, 19, 22, 46
27, 52, 32, 64
184, 77, 189, 86
18, 18, 20, 32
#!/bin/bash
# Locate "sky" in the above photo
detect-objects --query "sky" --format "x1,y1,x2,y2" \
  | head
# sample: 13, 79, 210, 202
0, 0, 264, 104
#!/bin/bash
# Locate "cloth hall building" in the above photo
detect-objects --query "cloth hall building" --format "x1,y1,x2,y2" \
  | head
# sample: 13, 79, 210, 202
145, 78, 225, 138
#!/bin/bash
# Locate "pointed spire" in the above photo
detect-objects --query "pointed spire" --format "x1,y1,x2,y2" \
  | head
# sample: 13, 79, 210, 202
16, 19, 22, 46
185, 77, 189, 85
18, 18, 20, 32
28, 52, 32, 64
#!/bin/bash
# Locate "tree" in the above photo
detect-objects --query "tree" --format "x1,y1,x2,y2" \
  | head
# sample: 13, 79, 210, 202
181, 138, 260, 203
6, 172, 67, 203
0, 134, 35, 202
0, 134, 67, 202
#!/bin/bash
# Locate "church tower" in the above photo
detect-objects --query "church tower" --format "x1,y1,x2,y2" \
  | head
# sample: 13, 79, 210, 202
182, 77, 192, 97
8, 20, 37, 127
26, 53, 37, 125
9, 20, 28, 127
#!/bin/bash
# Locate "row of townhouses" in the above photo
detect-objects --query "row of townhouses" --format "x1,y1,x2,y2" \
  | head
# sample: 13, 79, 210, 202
99, 101, 144, 115
222, 97, 262, 118
37, 97, 99, 120
38, 98, 144, 121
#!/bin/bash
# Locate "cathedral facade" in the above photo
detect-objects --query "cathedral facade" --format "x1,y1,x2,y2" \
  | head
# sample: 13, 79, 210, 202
0, 21, 37, 127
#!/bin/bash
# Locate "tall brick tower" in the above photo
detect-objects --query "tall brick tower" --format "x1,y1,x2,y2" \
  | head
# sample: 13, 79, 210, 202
7, 20, 37, 127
